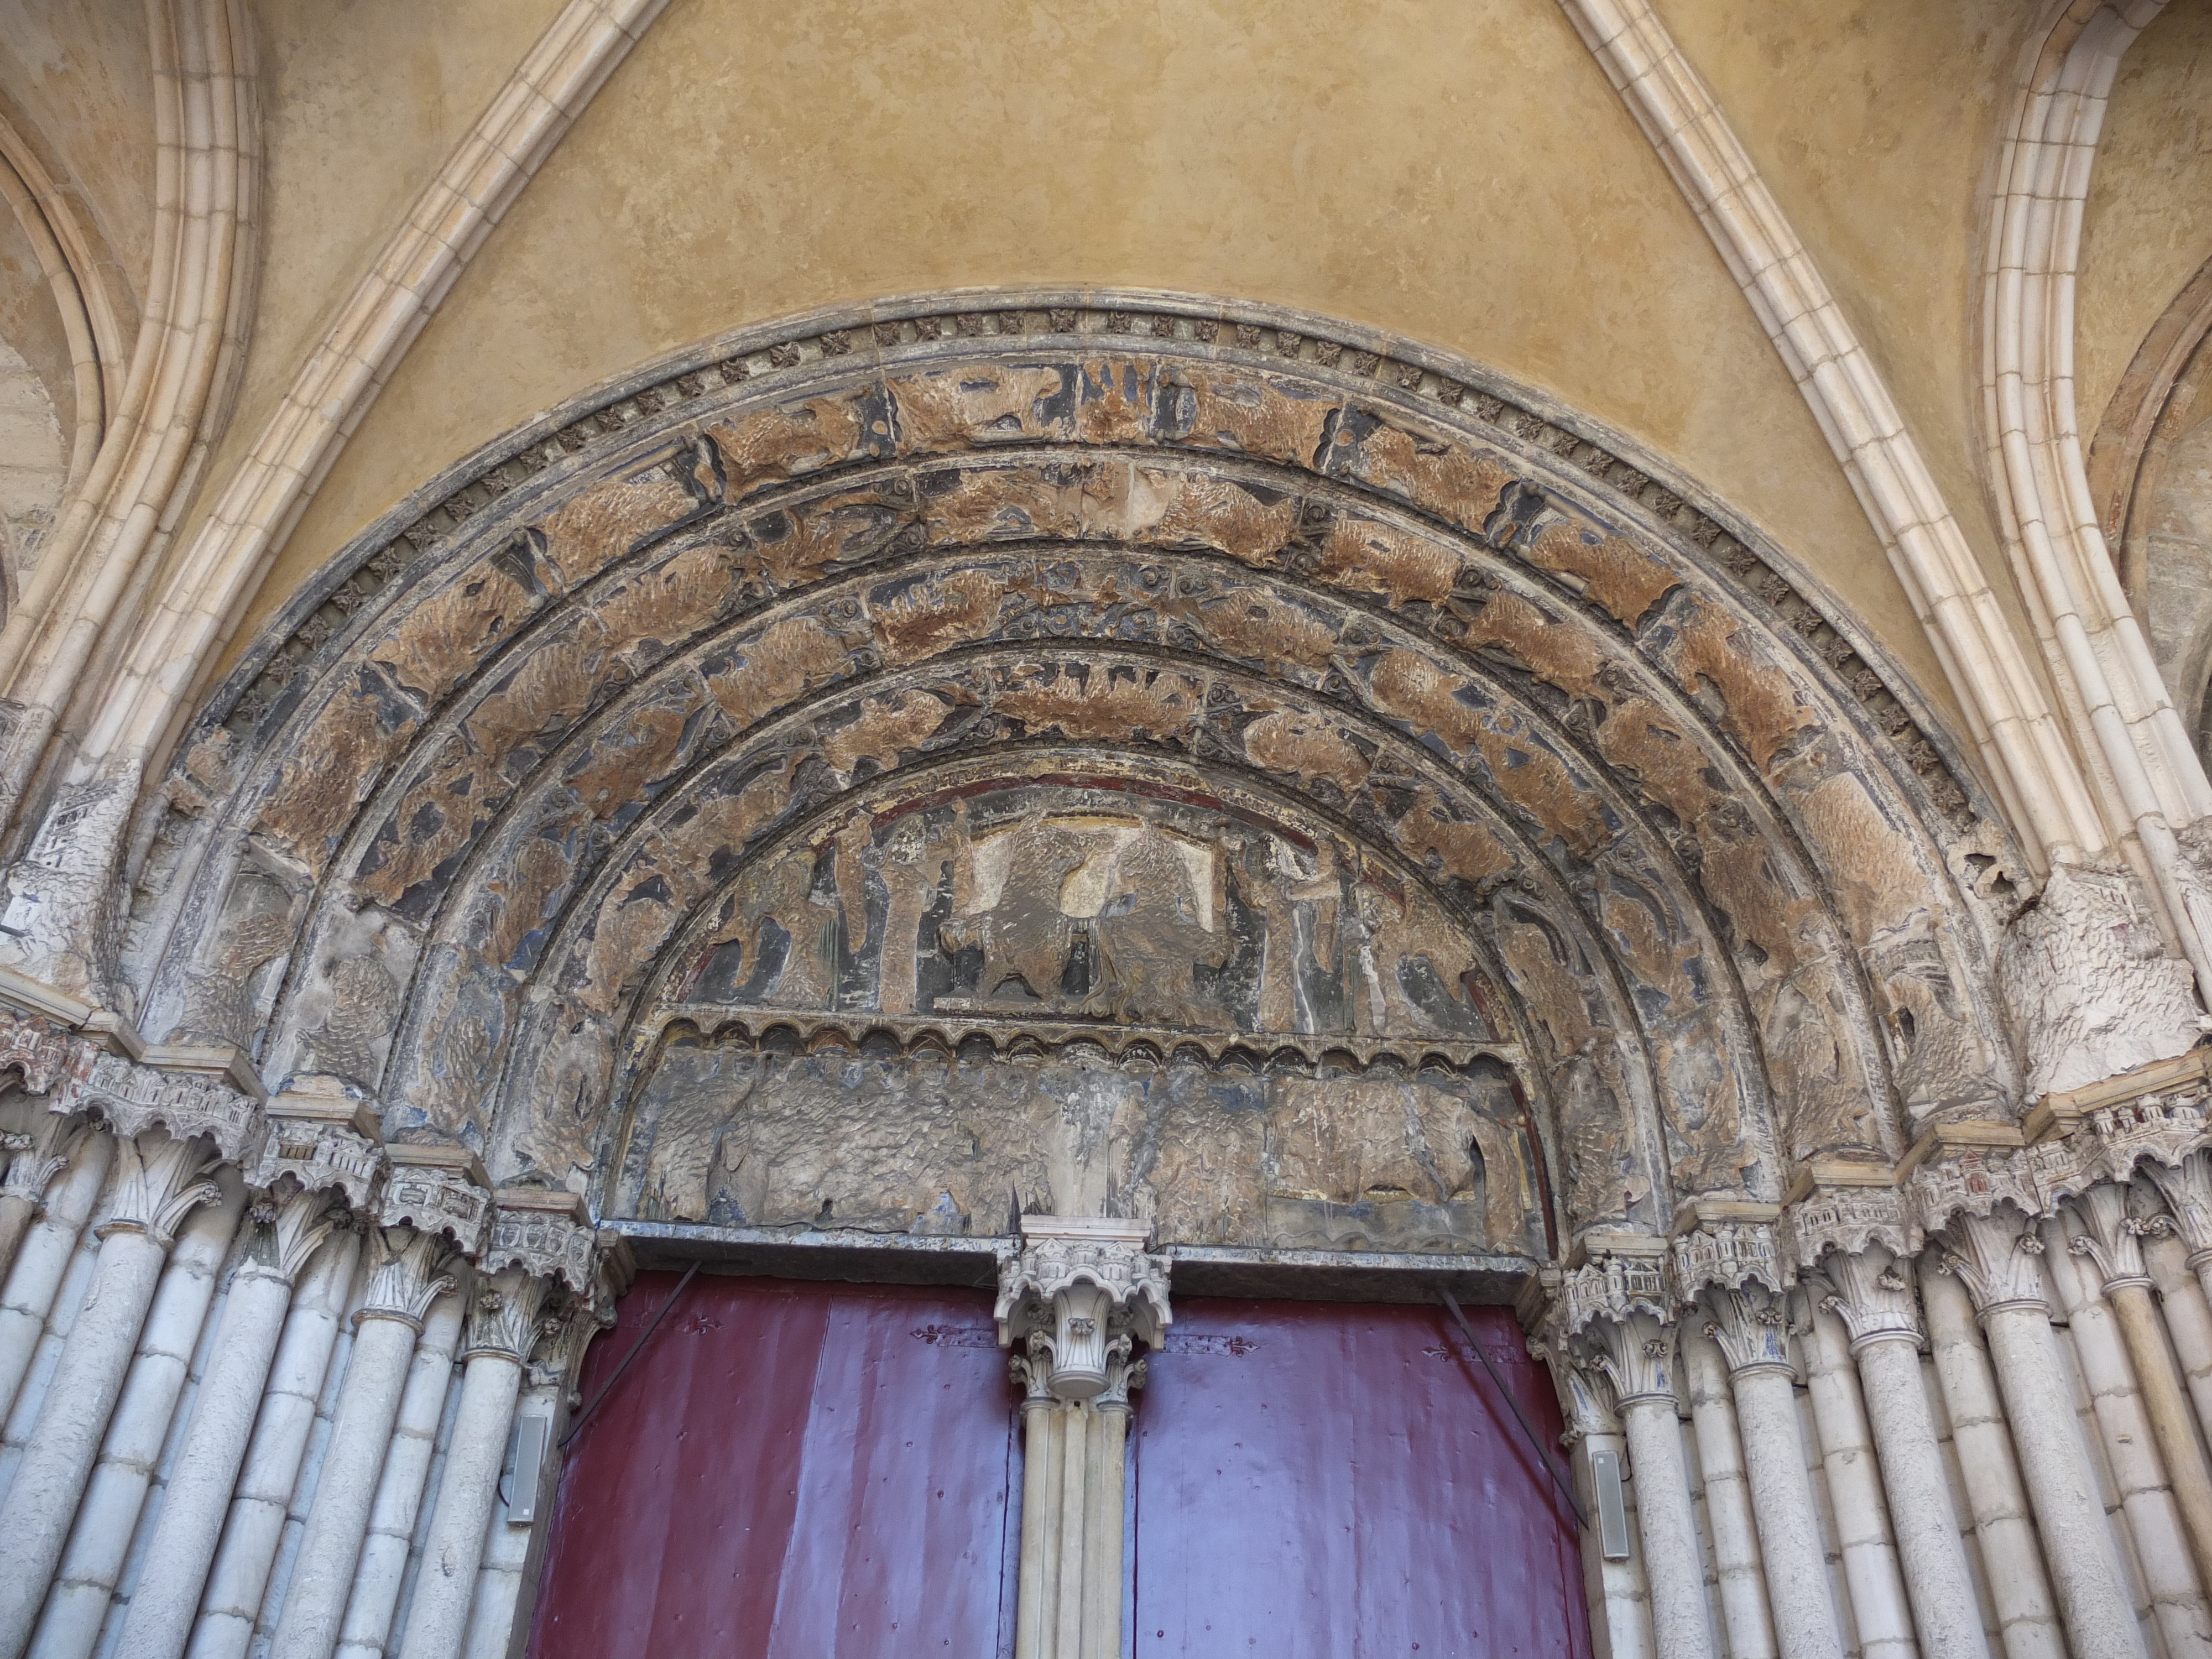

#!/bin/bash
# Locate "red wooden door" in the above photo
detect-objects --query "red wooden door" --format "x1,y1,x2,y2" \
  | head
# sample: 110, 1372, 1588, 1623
528, 1274, 1015, 1658
1131, 1297, 1590, 1659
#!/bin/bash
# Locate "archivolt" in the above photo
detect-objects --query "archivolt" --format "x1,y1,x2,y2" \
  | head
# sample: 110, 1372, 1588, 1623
134, 292, 2021, 1248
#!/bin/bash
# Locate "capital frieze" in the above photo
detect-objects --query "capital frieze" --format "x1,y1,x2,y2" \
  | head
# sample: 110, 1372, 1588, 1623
1554, 1237, 1671, 1337
995, 1217, 1170, 1404
1777, 1180, 1916, 1267
251, 1084, 384, 1212
52, 1047, 264, 1166
377, 1144, 493, 1257
0, 1005, 79, 1095
1667, 1220, 1785, 1308
481, 1189, 598, 1295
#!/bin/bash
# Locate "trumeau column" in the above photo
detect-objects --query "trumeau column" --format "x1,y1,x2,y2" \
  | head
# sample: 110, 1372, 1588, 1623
1559, 1240, 1715, 1659
2065, 1181, 2212, 1598
113, 1092, 385, 1659
1780, 1185, 1989, 1659
996, 1217, 1170, 1659
1929, 1199, 2148, 1659
269, 1147, 489, 1659
0, 1052, 263, 1659
396, 1191, 597, 1659
1673, 1223, 1846, 1659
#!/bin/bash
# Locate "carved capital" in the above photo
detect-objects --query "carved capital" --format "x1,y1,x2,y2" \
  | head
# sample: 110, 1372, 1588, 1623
465, 1267, 557, 1364
481, 1190, 598, 1295
1527, 1335, 1621, 1443
2063, 1181, 2156, 1293
239, 1185, 341, 1285
1579, 1308, 1678, 1407
1703, 1283, 1793, 1377
1910, 1146, 2037, 1235
358, 1224, 458, 1331
529, 1291, 617, 1392
0, 1005, 79, 1094
1556, 1240, 1671, 1336
51, 1048, 264, 1166
2141, 1148, 2212, 1265
995, 1217, 1171, 1402
96, 1130, 223, 1248
250, 1084, 384, 1213
1778, 1183, 1916, 1267
1668, 1222, 1785, 1307
377, 1145, 492, 1257
1812, 1243, 1923, 1352
0, 1111, 80, 1210
1934, 1205, 2049, 1317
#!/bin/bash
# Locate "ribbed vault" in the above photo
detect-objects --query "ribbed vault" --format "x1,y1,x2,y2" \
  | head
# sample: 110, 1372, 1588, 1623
134, 293, 2022, 1251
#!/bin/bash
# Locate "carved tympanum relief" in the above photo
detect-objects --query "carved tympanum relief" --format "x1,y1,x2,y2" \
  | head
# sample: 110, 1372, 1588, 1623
137, 294, 2019, 1260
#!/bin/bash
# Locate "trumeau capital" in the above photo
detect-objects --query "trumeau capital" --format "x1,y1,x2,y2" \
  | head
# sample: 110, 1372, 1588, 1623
1934, 1205, 2049, 1317
53, 1046, 264, 1167
358, 1224, 458, 1332
97, 1129, 223, 1248
1667, 1221, 1785, 1308
995, 1216, 1171, 1404
239, 1184, 341, 1285
377, 1144, 493, 1257
1812, 1243, 1923, 1352
465, 1267, 556, 1365
481, 1189, 598, 1295
2063, 1181, 2155, 1293
1703, 1284, 1793, 1378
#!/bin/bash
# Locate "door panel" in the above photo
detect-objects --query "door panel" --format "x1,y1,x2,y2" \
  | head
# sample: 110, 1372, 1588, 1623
528, 1274, 1014, 1659
1132, 1297, 1589, 1659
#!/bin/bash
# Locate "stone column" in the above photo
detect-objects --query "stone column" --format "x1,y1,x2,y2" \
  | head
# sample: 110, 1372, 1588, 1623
996, 1217, 1169, 1659
2067, 1180, 2212, 1594
1937, 1206, 2148, 1659
0, 1128, 111, 1425
1678, 1225, 1846, 1659
1681, 1329, 1777, 1659
1561, 1248, 1714, 1659
2142, 1149, 2212, 1311
112, 1182, 351, 1659
266, 1225, 457, 1659
187, 1227, 363, 1659
1815, 1244, 1987, 1659
1796, 1293, 1918, 1659
397, 1192, 598, 1659
0, 1128, 225, 1659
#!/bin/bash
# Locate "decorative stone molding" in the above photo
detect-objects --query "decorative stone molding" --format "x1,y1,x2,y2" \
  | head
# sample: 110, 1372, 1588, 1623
480, 1190, 598, 1296
464, 1269, 556, 1366
2063, 1184, 2156, 1294
1557, 1237, 1672, 1335
96, 1131, 223, 1249
357, 1225, 459, 1332
1809, 1244, 1923, 1353
377, 1144, 493, 1258
238, 1186, 342, 1285
995, 1217, 1171, 1403
2141, 1151, 2212, 1264
51, 1047, 263, 1166
1934, 1207, 2049, 1317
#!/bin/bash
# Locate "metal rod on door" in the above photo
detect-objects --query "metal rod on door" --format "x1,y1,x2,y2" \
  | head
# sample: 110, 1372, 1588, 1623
559, 1261, 702, 1449
1437, 1288, 1587, 1531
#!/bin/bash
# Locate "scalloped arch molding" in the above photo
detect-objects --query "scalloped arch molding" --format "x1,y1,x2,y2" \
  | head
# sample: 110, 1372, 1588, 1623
139, 290, 2025, 1251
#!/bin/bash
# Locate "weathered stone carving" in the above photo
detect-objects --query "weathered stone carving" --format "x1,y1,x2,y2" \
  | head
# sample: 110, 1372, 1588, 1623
51, 1050, 263, 1165
357, 1225, 459, 1330
995, 1217, 1170, 1401
1811, 1244, 1923, 1350
1999, 862, 2206, 1100
480, 1191, 597, 1295
0, 1005, 77, 1093
98, 1131, 223, 1249
377, 1147, 493, 1257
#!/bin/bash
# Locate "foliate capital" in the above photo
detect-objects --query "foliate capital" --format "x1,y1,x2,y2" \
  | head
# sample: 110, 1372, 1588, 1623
1934, 1205, 2049, 1317
2063, 1181, 2154, 1293
995, 1217, 1170, 1403
239, 1184, 341, 1284
358, 1224, 458, 1331
97, 1130, 223, 1248
1702, 1284, 1793, 1378
1811, 1242, 1923, 1352
465, 1267, 556, 1364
